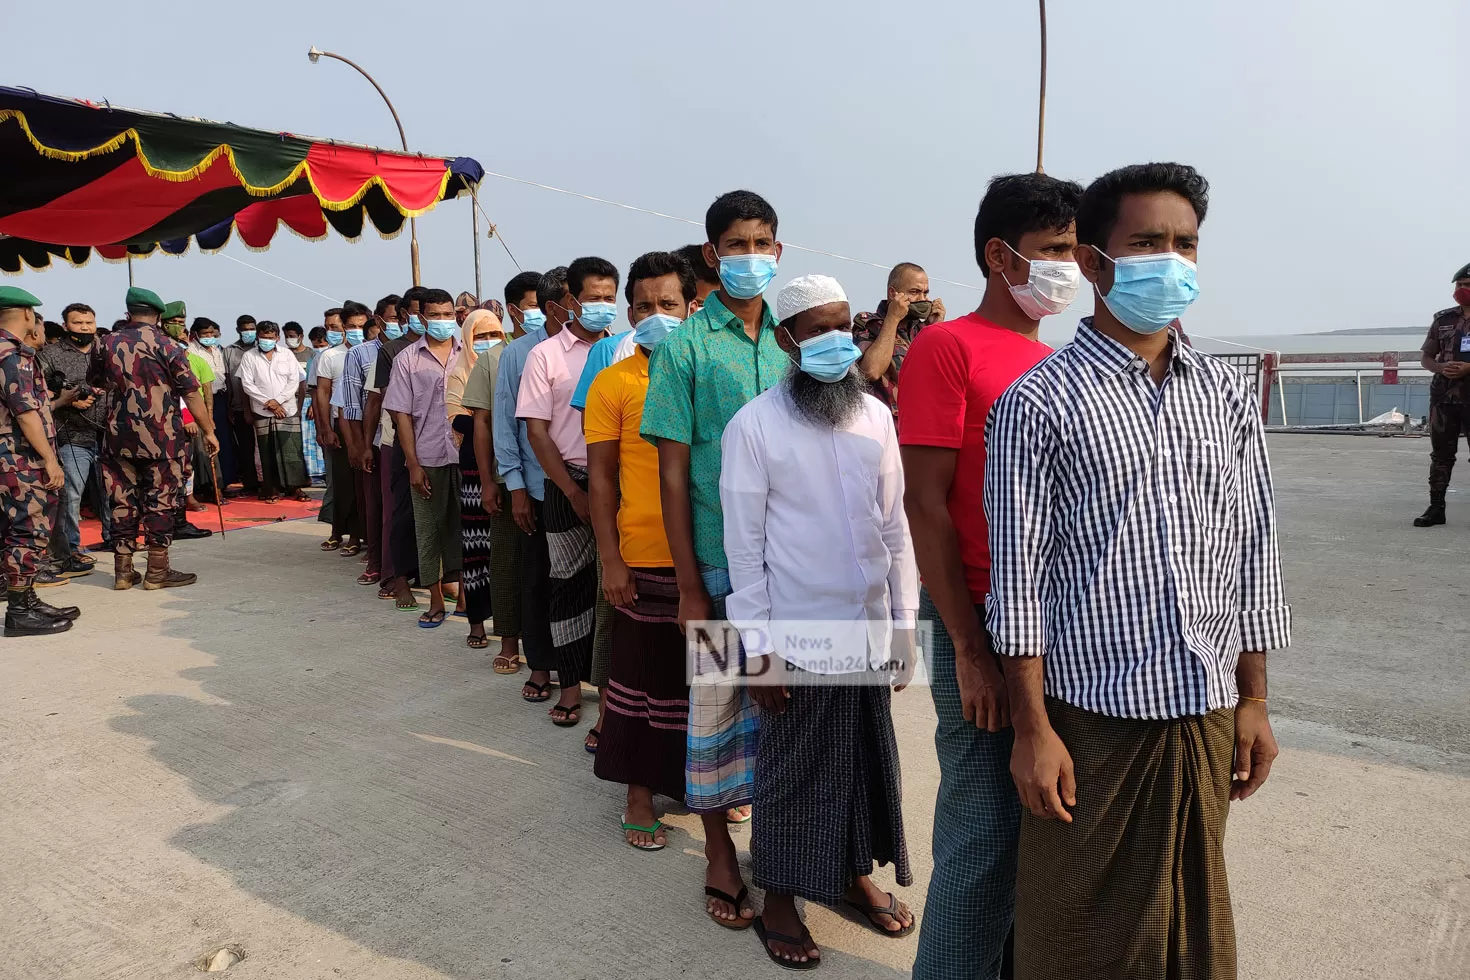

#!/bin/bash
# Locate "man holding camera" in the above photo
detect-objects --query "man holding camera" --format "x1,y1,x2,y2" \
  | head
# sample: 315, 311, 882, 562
37, 302, 111, 569
0, 286, 81, 636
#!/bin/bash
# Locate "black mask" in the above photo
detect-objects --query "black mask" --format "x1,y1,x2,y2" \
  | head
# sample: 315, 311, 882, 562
66, 331, 94, 348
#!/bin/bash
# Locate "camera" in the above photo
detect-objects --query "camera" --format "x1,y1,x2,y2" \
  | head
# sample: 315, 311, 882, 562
63, 381, 95, 400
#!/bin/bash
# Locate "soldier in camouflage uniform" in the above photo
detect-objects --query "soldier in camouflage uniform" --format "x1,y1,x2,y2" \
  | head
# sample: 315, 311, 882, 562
87, 287, 219, 589
1414, 262, 1470, 527
0, 286, 81, 636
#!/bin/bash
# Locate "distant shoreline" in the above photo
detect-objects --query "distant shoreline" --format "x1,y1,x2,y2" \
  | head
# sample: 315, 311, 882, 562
1306, 325, 1425, 337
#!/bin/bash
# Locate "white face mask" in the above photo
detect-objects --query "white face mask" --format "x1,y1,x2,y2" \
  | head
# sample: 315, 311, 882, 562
1002, 242, 1082, 320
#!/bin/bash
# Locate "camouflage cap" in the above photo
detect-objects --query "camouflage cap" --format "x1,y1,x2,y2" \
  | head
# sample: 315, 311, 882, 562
162, 300, 187, 321
0, 286, 42, 310
125, 285, 166, 313
1453, 263, 1470, 283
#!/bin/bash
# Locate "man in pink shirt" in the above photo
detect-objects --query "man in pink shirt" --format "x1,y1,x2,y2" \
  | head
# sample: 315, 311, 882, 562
384, 288, 464, 629
518, 256, 617, 727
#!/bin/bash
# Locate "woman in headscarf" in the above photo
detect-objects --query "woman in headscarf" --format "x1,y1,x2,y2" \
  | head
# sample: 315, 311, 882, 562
448, 308, 508, 650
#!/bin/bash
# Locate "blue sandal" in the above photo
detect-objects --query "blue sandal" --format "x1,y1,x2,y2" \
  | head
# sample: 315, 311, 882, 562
417, 610, 447, 629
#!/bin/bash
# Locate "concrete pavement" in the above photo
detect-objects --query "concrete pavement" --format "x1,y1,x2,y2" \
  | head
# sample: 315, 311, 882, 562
1, 435, 1467, 979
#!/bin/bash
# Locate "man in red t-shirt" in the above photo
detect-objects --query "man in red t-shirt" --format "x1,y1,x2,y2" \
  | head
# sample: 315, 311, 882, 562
899, 172, 1083, 980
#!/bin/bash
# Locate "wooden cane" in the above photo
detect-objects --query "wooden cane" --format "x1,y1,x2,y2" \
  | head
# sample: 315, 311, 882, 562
209, 452, 226, 539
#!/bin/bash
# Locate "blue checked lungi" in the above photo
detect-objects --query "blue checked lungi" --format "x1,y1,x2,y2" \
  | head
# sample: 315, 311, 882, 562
303, 414, 326, 479
912, 587, 1019, 980
684, 563, 759, 813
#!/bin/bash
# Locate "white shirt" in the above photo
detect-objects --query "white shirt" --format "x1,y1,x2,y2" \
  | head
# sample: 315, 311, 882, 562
188, 341, 227, 394
314, 344, 350, 420
238, 347, 306, 418
721, 384, 918, 674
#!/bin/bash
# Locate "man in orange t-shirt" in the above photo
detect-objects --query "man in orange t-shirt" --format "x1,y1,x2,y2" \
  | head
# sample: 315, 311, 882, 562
586, 251, 698, 852
899, 172, 1083, 980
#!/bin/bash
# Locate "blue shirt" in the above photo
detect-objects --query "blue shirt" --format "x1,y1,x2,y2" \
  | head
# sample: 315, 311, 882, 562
570, 333, 625, 411
333, 339, 381, 420
494, 326, 548, 499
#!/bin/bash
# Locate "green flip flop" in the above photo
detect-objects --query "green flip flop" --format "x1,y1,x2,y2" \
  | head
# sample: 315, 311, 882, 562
620, 814, 666, 851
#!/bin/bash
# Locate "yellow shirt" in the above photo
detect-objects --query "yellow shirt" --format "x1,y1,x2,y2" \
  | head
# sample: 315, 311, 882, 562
583, 349, 671, 567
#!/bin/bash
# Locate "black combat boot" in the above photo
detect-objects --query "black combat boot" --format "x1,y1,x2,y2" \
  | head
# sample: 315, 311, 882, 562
4, 587, 73, 637
1413, 490, 1447, 527
173, 506, 212, 540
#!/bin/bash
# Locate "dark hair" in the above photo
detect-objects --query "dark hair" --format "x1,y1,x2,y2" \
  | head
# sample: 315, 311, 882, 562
375, 294, 401, 318
418, 288, 454, 309
626, 251, 696, 305
504, 271, 542, 309
341, 300, 372, 322
236, 314, 256, 328
886, 262, 925, 290
282, 320, 303, 335
308, 326, 327, 343
255, 320, 281, 336
61, 302, 95, 322
190, 317, 219, 335
1076, 162, 1209, 251
675, 244, 719, 286
537, 266, 569, 309
111, 318, 130, 331
705, 190, 778, 244
323, 307, 344, 322
400, 286, 429, 311
43, 320, 63, 342
125, 304, 158, 317
974, 173, 1084, 278
567, 256, 620, 300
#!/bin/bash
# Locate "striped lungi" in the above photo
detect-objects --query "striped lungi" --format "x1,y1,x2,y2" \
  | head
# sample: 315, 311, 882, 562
590, 553, 616, 687
593, 568, 689, 801
1014, 699, 1237, 980
685, 566, 758, 813
252, 413, 307, 491
542, 465, 596, 687
487, 498, 523, 638
752, 673, 911, 906
459, 460, 492, 626
302, 414, 326, 478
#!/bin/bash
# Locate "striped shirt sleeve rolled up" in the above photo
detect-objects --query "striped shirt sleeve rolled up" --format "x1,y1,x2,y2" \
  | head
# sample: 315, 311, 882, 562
984, 320, 1291, 721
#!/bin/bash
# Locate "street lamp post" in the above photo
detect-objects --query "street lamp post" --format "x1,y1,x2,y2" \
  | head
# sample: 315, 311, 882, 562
307, 46, 420, 286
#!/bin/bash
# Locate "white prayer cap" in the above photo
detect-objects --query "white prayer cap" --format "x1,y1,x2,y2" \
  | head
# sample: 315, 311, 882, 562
775, 274, 848, 323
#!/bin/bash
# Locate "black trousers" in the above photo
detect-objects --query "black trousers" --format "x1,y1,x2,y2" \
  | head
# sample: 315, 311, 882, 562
326, 435, 362, 541
521, 496, 555, 672
387, 443, 419, 585
1428, 398, 1470, 492
230, 409, 258, 491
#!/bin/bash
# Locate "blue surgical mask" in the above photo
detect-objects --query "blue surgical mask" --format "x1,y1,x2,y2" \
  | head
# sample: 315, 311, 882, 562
239, 330, 256, 345
793, 328, 861, 383
326, 329, 344, 346
519, 307, 546, 331
345, 328, 365, 346
632, 313, 681, 348
576, 301, 618, 332
199, 336, 220, 348
425, 319, 458, 342
718, 252, 779, 299
473, 338, 502, 355
1094, 249, 1199, 335
408, 314, 426, 335
257, 338, 278, 353
382, 323, 405, 341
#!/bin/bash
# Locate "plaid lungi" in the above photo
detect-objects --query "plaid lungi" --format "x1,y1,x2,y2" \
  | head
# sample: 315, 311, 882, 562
593, 568, 689, 802
685, 565, 758, 813
302, 414, 326, 478
252, 413, 308, 492
1015, 699, 1237, 980
752, 672, 912, 906
542, 466, 596, 686
913, 589, 1019, 980
591, 553, 616, 687
487, 501, 523, 638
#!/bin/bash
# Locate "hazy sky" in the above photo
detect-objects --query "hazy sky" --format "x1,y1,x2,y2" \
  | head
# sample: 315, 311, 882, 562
8, 1, 1467, 345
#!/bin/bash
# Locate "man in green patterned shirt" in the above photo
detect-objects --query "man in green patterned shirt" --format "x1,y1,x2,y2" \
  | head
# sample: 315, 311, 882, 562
640, 189, 785, 932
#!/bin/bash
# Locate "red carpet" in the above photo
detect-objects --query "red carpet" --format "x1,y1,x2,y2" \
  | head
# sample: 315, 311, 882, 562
78, 491, 324, 548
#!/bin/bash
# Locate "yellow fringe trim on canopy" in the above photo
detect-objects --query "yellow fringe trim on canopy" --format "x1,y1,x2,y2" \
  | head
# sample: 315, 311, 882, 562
0, 109, 454, 212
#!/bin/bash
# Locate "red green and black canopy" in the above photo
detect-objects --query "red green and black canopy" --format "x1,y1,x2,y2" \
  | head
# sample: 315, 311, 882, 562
0, 86, 483, 273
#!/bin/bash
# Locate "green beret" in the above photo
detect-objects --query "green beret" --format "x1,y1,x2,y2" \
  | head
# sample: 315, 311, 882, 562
0, 285, 42, 310
1453, 263, 1470, 282
162, 300, 187, 321
125, 286, 166, 313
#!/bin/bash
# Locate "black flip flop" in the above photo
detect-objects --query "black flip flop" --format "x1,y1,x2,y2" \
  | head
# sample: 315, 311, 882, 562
841, 893, 916, 938
704, 885, 755, 931
521, 681, 555, 703
753, 916, 820, 970
550, 703, 581, 727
